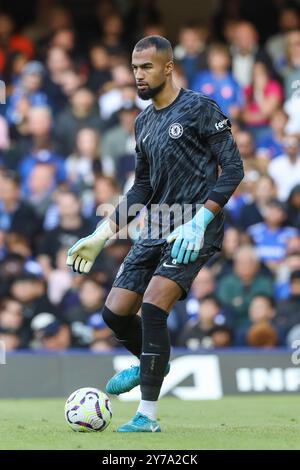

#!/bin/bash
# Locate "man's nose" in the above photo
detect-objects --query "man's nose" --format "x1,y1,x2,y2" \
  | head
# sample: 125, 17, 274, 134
135, 68, 145, 80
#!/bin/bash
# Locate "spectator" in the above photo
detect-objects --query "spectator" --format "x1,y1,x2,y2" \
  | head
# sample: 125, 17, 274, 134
55, 86, 104, 156
0, 229, 6, 261
246, 321, 279, 348
275, 248, 300, 301
242, 61, 283, 143
19, 106, 66, 195
43, 46, 73, 114
30, 312, 71, 350
87, 42, 112, 94
86, 174, 120, 227
236, 294, 283, 346
37, 189, 92, 276
50, 28, 77, 56
63, 276, 115, 349
0, 170, 42, 243
217, 245, 273, 327
174, 21, 208, 88
0, 115, 10, 156
99, 64, 146, 122
0, 297, 30, 348
234, 130, 264, 173
283, 30, 300, 100
143, 22, 167, 40
185, 267, 216, 322
239, 175, 277, 230
287, 184, 300, 230
66, 127, 102, 192
248, 199, 299, 270
104, 238, 133, 281
268, 134, 300, 201
47, 247, 73, 306
100, 12, 127, 58
6, 61, 48, 126
266, 5, 300, 74
26, 163, 56, 217
256, 109, 288, 161
10, 273, 59, 323
6, 231, 33, 259
2, 50, 29, 88
178, 295, 233, 349
192, 43, 243, 118
210, 226, 242, 280
282, 30, 300, 136
31, 5, 73, 53
231, 21, 274, 88
101, 102, 140, 176
275, 270, 300, 338
0, 331, 20, 350
0, 13, 34, 74
58, 68, 84, 99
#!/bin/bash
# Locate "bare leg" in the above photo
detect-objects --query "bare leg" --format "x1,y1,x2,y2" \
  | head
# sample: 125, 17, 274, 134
106, 287, 143, 316
143, 275, 183, 311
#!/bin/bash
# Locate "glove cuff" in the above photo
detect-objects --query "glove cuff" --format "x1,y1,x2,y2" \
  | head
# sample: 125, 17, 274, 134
93, 219, 115, 241
193, 207, 214, 230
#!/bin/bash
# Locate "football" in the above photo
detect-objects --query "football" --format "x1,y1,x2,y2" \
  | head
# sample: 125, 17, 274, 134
64, 387, 112, 432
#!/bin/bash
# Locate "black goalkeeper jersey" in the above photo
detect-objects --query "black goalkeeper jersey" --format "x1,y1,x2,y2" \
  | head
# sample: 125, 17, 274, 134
114, 88, 244, 247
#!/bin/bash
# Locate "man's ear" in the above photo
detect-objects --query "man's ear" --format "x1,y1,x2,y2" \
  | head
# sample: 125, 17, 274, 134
165, 60, 174, 76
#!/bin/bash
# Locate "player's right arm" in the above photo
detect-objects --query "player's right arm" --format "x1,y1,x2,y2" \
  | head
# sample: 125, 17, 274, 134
66, 119, 153, 274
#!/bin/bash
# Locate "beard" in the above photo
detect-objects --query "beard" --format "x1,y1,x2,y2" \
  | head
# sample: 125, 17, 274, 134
137, 80, 166, 100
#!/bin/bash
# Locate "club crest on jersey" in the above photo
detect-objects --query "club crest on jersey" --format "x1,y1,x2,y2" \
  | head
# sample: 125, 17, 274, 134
169, 122, 183, 139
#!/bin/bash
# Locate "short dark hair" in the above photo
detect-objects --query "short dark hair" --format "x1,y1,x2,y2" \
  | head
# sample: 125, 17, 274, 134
251, 294, 275, 308
1, 169, 20, 186
201, 294, 221, 308
134, 35, 173, 57
291, 270, 300, 282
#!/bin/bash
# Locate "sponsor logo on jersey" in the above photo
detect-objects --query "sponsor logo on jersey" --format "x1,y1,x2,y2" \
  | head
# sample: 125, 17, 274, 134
169, 122, 183, 139
215, 118, 229, 131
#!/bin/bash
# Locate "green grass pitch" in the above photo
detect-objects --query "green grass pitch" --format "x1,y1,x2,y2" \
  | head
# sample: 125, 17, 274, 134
1, 396, 300, 450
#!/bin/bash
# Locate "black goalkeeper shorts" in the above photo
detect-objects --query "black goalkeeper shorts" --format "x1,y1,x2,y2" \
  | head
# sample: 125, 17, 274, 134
112, 240, 219, 300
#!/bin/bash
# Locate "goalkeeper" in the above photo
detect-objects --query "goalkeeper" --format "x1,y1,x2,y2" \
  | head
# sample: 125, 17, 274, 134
66, 35, 244, 433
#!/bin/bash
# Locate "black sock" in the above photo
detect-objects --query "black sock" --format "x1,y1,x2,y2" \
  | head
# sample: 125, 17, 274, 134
140, 302, 170, 401
102, 306, 142, 358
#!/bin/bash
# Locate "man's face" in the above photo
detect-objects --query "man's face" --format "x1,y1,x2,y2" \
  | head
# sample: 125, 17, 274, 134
0, 178, 19, 204
249, 297, 274, 322
264, 205, 285, 226
235, 132, 254, 158
235, 253, 258, 283
283, 136, 299, 157
234, 24, 257, 52
57, 193, 81, 219
132, 47, 172, 100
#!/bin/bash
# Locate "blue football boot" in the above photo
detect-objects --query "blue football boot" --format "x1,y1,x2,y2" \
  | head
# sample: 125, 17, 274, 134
106, 363, 170, 395
117, 412, 161, 432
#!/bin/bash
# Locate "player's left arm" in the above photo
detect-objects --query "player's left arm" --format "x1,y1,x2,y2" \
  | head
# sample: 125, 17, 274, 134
167, 102, 244, 264
205, 129, 245, 213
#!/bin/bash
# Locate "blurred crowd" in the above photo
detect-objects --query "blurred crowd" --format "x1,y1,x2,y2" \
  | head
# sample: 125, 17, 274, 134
0, 0, 300, 352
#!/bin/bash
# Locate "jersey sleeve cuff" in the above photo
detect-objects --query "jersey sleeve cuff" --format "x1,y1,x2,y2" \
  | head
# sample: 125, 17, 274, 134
207, 190, 228, 208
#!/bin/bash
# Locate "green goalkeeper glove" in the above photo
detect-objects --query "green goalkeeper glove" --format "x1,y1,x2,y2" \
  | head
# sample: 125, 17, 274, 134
66, 220, 115, 274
